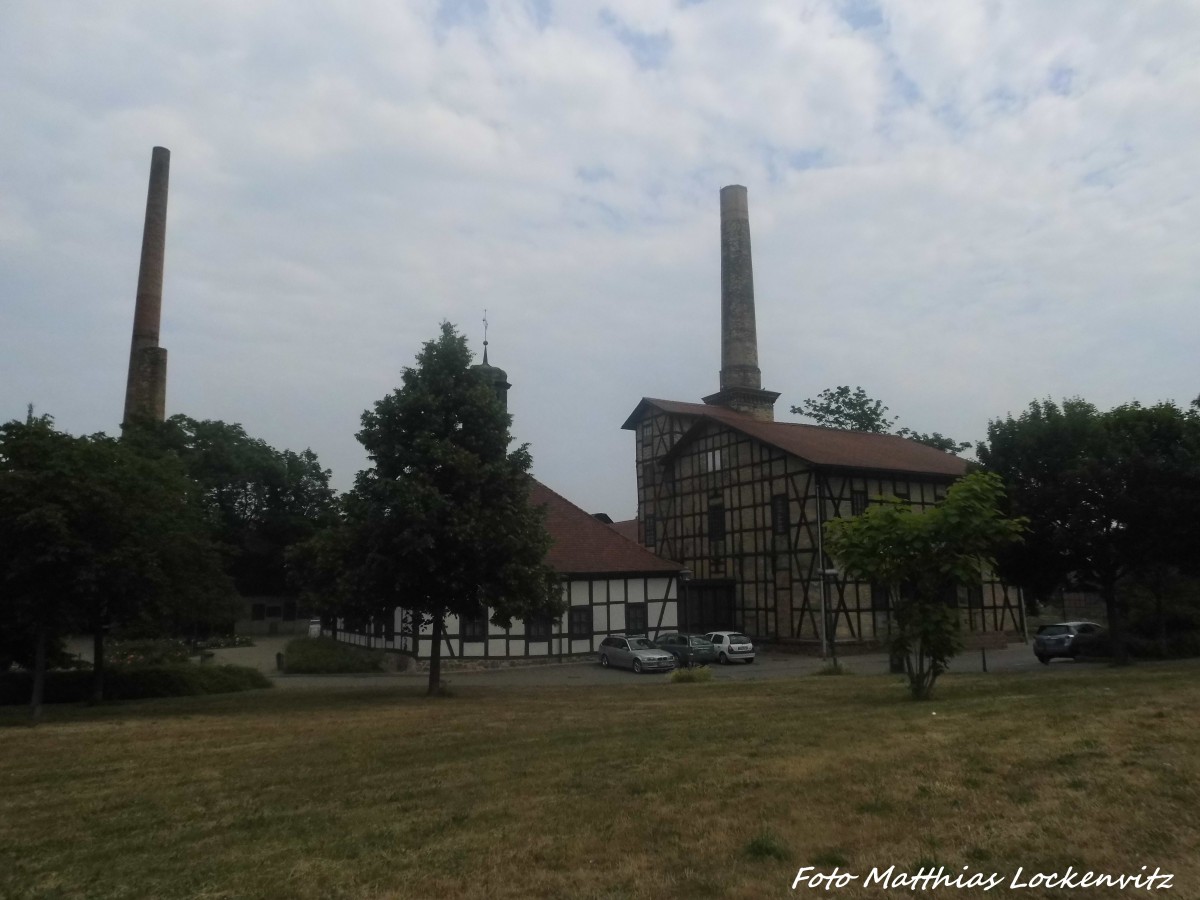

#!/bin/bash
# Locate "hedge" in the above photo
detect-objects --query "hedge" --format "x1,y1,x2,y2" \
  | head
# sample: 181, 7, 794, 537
0, 664, 271, 706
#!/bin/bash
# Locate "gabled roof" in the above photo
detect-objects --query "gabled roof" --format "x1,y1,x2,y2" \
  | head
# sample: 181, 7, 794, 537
530, 480, 682, 576
626, 397, 967, 479
609, 518, 639, 542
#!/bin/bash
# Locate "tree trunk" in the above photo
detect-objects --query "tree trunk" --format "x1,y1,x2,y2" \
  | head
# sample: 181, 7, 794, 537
427, 612, 444, 696
1101, 577, 1131, 666
90, 626, 105, 704
30, 627, 47, 722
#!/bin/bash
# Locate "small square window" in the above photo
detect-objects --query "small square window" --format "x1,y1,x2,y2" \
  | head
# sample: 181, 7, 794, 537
461, 611, 488, 641
526, 614, 553, 641
851, 491, 868, 516
871, 584, 890, 611
569, 607, 592, 639
771, 494, 789, 535
626, 602, 648, 635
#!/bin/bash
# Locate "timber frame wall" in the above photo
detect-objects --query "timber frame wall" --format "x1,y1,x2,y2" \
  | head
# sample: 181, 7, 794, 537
634, 409, 1023, 643
331, 573, 679, 660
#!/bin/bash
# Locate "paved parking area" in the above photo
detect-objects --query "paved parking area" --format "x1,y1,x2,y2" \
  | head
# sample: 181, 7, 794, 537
68, 635, 1086, 691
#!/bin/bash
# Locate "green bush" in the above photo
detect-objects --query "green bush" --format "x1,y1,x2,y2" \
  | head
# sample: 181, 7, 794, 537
282, 637, 386, 674
670, 665, 714, 684
0, 664, 271, 705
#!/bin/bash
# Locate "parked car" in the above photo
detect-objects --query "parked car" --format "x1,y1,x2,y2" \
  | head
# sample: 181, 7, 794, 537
1034, 621, 1109, 663
598, 635, 676, 673
703, 631, 756, 664
654, 632, 718, 666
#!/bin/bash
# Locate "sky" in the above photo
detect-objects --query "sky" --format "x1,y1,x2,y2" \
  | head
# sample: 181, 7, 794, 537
2, 1, 1198, 521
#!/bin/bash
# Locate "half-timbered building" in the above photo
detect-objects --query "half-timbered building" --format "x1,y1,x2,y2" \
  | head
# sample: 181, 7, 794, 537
620, 185, 1023, 646
333, 479, 683, 660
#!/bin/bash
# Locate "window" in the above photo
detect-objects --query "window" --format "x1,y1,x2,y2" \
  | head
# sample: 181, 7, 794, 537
527, 614, 552, 641
461, 611, 488, 641
251, 603, 265, 621
283, 600, 297, 622
771, 494, 789, 535
967, 585, 984, 609
266, 605, 281, 620
708, 504, 726, 543
642, 461, 657, 489
569, 607, 592, 639
870, 584, 890, 611
626, 602, 648, 635
851, 491, 868, 516
704, 448, 722, 472
644, 515, 656, 547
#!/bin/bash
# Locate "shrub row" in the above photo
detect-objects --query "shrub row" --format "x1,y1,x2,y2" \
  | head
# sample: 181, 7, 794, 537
282, 637, 386, 674
0, 664, 271, 706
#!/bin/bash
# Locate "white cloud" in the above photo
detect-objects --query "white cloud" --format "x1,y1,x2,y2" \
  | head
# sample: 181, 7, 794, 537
1, 0, 1197, 518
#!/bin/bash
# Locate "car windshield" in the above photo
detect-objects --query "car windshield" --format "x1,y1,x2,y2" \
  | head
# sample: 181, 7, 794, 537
1038, 625, 1071, 636
729, 634, 751, 644
629, 638, 655, 650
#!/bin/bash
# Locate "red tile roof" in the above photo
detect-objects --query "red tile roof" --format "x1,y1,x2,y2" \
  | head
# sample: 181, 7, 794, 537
609, 518, 639, 542
530, 480, 682, 576
626, 398, 967, 478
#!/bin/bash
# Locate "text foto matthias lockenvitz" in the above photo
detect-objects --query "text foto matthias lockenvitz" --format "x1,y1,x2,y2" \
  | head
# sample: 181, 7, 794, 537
792, 864, 1174, 892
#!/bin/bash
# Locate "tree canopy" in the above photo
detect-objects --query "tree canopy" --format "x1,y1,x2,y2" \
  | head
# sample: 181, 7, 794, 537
978, 398, 1200, 663
0, 414, 233, 715
824, 472, 1025, 699
293, 323, 559, 694
125, 415, 337, 596
791, 385, 971, 453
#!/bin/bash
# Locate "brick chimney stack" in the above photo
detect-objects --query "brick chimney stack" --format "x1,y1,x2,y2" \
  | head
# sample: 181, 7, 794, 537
703, 185, 779, 421
122, 146, 170, 425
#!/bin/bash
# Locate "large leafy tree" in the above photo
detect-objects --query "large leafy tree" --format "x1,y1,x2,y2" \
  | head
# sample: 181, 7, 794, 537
0, 414, 233, 716
824, 472, 1025, 700
792, 385, 970, 453
978, 398, 1200, 664
295, 323, 560, 695
125, 415, 337, 596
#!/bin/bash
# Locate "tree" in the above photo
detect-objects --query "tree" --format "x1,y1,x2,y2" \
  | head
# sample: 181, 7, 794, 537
791, 386, 971, 453
978, 398, 1200, 664
824, 472, 1025, 700
0, 415, 233, 716
125, 416, 337, 597
294, 323, 560, 695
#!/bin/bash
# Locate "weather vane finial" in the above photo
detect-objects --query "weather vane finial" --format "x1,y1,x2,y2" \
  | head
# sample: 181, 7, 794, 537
482, 309, 489, 364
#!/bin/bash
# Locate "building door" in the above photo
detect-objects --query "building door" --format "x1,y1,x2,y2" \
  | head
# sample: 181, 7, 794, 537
681, 580, 736, 634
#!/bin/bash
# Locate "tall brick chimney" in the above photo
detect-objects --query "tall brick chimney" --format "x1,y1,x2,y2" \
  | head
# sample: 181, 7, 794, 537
703, 185, 779, 420
122, 147, 170, 425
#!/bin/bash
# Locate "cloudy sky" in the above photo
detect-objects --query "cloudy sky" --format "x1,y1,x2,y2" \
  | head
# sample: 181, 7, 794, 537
2, 1, 1197, 520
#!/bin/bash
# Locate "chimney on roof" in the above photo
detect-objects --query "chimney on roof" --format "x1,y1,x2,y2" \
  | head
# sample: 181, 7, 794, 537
122, 146, 170, 425
702, 185, 779, 421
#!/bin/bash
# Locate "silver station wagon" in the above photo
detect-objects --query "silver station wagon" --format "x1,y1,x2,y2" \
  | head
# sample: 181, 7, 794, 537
598, 635, 676, 674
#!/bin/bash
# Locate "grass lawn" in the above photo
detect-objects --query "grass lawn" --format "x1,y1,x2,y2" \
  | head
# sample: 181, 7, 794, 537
2, 663, 1198, 899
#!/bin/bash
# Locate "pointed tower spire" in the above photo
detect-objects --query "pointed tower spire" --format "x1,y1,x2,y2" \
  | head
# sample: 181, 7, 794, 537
472, 309, 510, 412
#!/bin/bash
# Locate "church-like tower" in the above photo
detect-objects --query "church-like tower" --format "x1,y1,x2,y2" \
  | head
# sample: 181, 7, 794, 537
122, 146, 171, 425
471, 319, 510, 412
702, 185, 779, 421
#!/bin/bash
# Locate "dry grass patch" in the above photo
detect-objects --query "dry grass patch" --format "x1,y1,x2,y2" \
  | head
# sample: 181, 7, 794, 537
2, 664, 1199, 899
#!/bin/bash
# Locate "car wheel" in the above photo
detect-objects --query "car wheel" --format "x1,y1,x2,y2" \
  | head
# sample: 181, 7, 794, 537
600, 654, 609, 668
719, 652, 728, 665
633, 659, 643, 674
1036, 654, 1049, 665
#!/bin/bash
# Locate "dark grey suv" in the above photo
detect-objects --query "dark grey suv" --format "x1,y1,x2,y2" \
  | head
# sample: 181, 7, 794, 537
598, 635, 676, 673
1034, 621, 1109, 663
